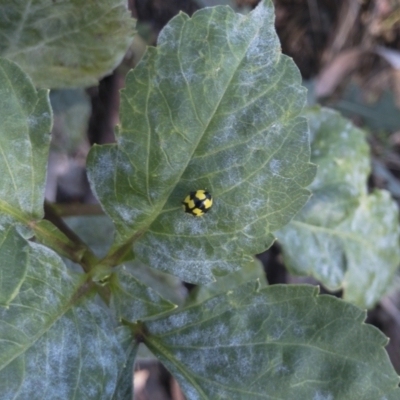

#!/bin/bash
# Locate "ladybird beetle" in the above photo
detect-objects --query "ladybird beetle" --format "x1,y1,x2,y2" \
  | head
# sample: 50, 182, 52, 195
182, 190, 213, 216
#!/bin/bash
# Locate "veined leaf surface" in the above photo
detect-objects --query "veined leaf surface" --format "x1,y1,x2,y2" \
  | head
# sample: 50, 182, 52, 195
88, 0, 316, 283
0, 242, 125, 399
139, 282, 400, 399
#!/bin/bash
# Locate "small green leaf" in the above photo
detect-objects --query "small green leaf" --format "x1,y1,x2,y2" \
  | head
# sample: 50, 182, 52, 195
276, 107, 400, 308
0, 242, 125, 399
139, 282, 400, 400
0, 0, 135, 88
88, 0, 315, 283
110, 266, 176, 322
0, 57, 51, 221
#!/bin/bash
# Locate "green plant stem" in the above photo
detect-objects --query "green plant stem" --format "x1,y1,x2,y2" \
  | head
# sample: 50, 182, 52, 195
43, 201, 99, 271
41, 202, 112, 304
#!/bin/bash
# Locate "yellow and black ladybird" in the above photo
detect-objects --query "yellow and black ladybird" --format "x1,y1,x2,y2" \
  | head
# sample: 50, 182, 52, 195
182, 190, 213, 216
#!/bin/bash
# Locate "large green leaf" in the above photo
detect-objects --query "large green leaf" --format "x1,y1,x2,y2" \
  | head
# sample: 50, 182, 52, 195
138, 282, 400, 400
87, 0, 316, 284
0, 242, 126, 399
0, 57, 51, 220
276, 107, 400, 308
0, 0, 135, 88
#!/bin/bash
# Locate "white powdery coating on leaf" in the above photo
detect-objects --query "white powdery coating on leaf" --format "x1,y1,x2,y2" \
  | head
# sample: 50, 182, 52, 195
250, 0, 271, 23
88, 0, 313, 285
157, 23, 179, 50
251, 171, 270, 187
150, 311, 193, 336
27, 114, 41, 128
17, 303, 122, 399
145, 283, 400, 398
0, 242, 76, 336
114, 204, 140, 227
269, 159, 281, 175
313, 392, 334, 400
88, 153, 115, 200
135, 242, 217, 283
0, 237, 124, 399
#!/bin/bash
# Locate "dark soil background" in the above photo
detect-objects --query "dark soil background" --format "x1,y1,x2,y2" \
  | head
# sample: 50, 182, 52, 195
50, 1, 400, 398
